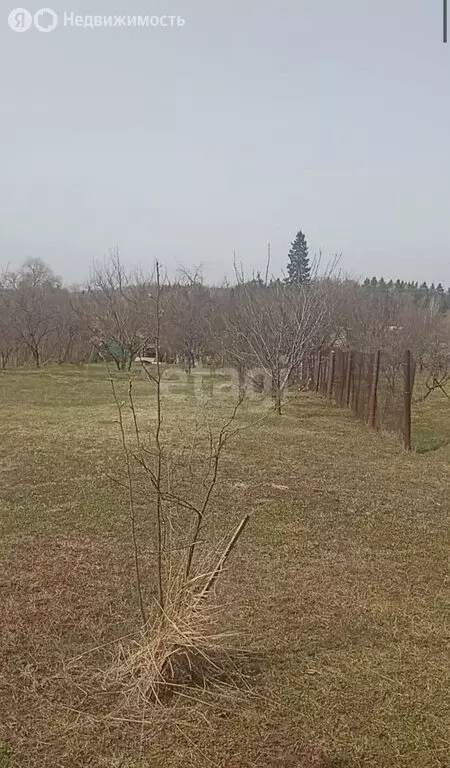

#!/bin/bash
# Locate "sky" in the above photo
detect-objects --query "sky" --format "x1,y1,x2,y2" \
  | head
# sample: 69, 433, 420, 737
1, 0, 450, 286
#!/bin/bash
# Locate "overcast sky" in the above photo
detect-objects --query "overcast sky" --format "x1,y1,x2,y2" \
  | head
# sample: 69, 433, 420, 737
1, 0, 449, 285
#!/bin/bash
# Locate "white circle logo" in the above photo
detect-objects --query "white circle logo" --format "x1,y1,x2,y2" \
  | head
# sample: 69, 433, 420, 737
7, 7, 58, 32
33, 7, 58, 32
8, 7, 32, 31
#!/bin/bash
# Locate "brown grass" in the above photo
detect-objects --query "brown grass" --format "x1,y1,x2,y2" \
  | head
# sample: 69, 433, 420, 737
0, 365, 449, 767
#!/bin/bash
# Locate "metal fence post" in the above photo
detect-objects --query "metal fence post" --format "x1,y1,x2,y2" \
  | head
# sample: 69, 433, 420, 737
403, 349, 412, 450
345, 351, 352, 407
327, 350, 335, 400
368, 350, 381, 428
315, 352, 321, 393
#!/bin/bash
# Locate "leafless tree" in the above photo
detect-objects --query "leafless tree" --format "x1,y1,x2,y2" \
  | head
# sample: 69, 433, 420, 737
0, 269, 18, 369
224, 261, 336, 412
5, 259, 60, 368
48, 287, 83, 364
164, 268, 214, 372
327, 280, 449, 397
108, 261, 249, 703
80, 249, 155, 370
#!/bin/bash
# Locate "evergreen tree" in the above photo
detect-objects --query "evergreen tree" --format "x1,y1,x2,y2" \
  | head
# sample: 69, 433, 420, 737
106, 338, 127, 370
286, 230, 310, 285
435, 283, 446, 312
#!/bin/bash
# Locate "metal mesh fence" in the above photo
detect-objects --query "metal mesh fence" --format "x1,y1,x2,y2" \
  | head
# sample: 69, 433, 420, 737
297, 348, 415, 447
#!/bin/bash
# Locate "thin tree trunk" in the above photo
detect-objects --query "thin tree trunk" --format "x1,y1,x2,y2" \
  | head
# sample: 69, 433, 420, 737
238, 362, 246, 398
272, 369, 282, 414
275, 386, 282, 414
59, 336, 74, 365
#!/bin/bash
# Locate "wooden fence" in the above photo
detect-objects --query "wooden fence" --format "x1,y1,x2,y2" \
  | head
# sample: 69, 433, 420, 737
300, 349, 416, 449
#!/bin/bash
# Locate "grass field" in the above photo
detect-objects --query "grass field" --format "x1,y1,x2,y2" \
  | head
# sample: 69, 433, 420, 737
0, 365, 449, 768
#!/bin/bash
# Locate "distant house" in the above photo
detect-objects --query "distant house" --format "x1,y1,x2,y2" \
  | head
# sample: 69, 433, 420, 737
135, 346, 175, 364
135, 346, 157, 364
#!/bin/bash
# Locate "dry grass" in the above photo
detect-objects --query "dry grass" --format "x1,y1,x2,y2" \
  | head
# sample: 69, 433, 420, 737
0, 365, 449, 767
413, 376, 450, 452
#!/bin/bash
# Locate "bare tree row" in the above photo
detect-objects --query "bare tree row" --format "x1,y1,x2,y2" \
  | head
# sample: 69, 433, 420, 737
1, 252, 448, 404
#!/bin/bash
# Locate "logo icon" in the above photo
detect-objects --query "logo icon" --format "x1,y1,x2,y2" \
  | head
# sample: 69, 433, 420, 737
8, 7, 32, 31
7, 7, 58, 32
33, 7, 58, 32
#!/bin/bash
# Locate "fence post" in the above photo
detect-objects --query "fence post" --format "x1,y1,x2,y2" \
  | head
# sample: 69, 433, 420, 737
355, 353, 363, 415
323, 357, 328, 394
337, 351, 345, 404
327, 350, 335, 400
403, 349, 412, 450
315, 352, 321, 393
410, 358, 417, 392
368, 350, 381, 428
345, 351, 352, 407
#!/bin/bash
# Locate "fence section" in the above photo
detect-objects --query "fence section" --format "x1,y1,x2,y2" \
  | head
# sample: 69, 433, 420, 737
302, 349, 415, 449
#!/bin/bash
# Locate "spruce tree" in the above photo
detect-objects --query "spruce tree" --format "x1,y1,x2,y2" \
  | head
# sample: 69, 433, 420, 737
286, 230, 310, 285
436, 283, 446, 311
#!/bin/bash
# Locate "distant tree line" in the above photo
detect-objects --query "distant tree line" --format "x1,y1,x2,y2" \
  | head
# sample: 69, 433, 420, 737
363, 276, 450, 312
1, 230, 449, 407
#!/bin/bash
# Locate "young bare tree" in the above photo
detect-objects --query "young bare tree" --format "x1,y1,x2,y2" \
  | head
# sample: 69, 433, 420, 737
107, 261, 249, 704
